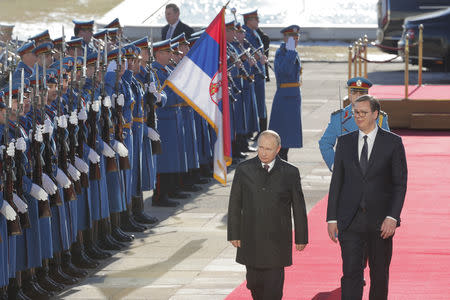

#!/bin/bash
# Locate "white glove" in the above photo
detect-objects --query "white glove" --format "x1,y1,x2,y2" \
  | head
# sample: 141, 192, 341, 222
43, 118, 54, 135
154, 92, 162, 103
101, 142, 115, 158
69, 111, 78, 125
67, 163, 81, 181
87, 147, 100, 164
147, 127, 160, 141
30, 183, 49, 201
0, 202, 17, 221
6, 142, 15, 157
116, 94, 125, 106
74, 156, 89, 173
15, 137, 26, 152
110, 140, 128, 157
57, 115, 67, 129
148, 82, 157, 93
12, 193, 28, 213
103, 95, 111, 108
35, 125, 43, 142
91, 100, 100, 112
286, 37, 296, 51
78, 107, 88, 121
42, 173, 57, 195
56, 168, 72, 188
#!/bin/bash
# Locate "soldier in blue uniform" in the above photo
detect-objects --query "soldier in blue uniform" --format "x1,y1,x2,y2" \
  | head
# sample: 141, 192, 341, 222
29, 30, 52, 47
318, 77, 390, 171
72, 20, 95, 56
12, 42, 36, 81
242, 10, 268, 138
268, 25, 303, 161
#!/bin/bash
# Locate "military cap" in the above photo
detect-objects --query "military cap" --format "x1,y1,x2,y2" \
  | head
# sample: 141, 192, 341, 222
32, 42, 54, 56
66, 37, 83, 49
242, 10, 258, 21
52, 37, 64, 50
105, 18, 121, 29
171, 33, 190, 45
75, 56, 84, 70
281, 25, 300, 36
93, 29, 108, 40
73, 20, 94, 30
30, 30, 51, 44
107, 47, 125, 61
17, 41, 36, 56
225, 20, 237, 30
347, 76, 372, 91
133, 36, 149, 49
86, 51, 98, 65
46, 68, 59, 84
188, 36, 200, 45
107, 28, 119, 38
50, 56, 75, 73
153, 40, 173, 52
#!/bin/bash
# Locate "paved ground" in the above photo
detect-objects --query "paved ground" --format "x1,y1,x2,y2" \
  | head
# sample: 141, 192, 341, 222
57, 48, 444, 300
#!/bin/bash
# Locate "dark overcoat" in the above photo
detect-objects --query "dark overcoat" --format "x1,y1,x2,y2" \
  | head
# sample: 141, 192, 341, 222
227, 156, 308, 268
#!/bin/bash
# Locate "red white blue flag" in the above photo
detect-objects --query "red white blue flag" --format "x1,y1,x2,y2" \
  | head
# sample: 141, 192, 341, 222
165, 6, 231, 185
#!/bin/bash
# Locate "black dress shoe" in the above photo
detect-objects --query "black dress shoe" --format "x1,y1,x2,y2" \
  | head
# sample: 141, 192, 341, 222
133, 212, 158, 225
36, 274, 65, 293
167, 191, 190, 199
49, 266, 79, 286
62, 261, 88, 278
98, 236, 123, 251
8, 288, 32, 300
112, 227, 135, 242
181, 184, 202, 192
152, 197, 179, 207
121, 214, 147, 232
196, 178, 210, 184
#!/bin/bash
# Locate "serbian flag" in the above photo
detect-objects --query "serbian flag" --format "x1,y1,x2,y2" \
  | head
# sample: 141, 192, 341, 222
164, 6, 231, 185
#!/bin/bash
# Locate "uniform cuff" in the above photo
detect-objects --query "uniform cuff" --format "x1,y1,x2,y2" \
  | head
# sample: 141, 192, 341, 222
327, 220, 337, 223
386, 216, 397, 222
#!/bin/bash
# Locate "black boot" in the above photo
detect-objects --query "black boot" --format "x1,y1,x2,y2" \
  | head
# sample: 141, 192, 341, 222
111, 212, 135, 242
22, 270, 53, 300
0, 287, 8, 300
120, 209, 147, 232
71, 234, 100, 269
83, 225, 112, 260
98, 218, 127, 250
61, 250, 88, 278
193, 169, 210, 184
36, 261, 65, 293
8, 277, 32, 300
48, 253, 79, 286
131, 196, 158, 225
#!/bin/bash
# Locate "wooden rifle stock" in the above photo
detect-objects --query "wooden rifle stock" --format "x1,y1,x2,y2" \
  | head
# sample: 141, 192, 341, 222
87, 107, 101, 180
14, 148, 31, 229
2, 148, 22, 236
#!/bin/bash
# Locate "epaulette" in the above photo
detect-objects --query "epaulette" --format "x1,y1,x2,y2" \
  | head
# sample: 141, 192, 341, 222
380, 110, 387, 117
331, 109, 342, 116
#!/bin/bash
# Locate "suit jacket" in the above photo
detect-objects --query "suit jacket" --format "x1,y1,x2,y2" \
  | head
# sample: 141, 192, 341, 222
161, 20, 194, 40
327, 128, 408, 232
227, 156, 308, 268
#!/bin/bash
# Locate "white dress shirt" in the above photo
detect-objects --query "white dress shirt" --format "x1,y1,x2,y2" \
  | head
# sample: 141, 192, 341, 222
166, 20, 180, 39
328, 125, 396, 223
261, 159, 275, 172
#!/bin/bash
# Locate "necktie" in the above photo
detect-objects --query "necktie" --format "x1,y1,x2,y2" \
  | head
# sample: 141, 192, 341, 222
360, 135, 368, 174
166, 25, 174, 39
263, 164, 269, 172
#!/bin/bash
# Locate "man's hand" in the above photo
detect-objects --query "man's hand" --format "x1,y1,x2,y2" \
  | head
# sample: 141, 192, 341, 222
380, 217, 397, 239
230, 240, 241, 248
327, 222, 339, 243
295, 244, 306, 251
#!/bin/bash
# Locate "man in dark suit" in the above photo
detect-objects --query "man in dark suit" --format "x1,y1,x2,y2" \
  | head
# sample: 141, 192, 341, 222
228, 130, 308, 300
327, 95, 408, 300
161, 3, 194, 41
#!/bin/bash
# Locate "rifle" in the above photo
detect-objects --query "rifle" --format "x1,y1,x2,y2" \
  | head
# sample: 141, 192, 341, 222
76, 60, 90, 188
87, 54, 101, 180
242, 38, 265, 79
56, 52, 76, 202
229, 39, 254, 83
67, 50, 82, 195
113, 39, 130, 170
34, 59, 51, 216
3, 72, 22, 236
145, 38, 162, 154
99, 38, 118, 173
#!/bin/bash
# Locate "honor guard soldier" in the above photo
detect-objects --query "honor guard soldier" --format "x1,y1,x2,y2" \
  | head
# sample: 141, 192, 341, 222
268, 25, 303, 161
29, 30, 52, 47
242, 10, 268, 137
319, 77, 390, 171
104, 18, 123, 38
33, 42, 55, 75
66, 38, 83, 58
13, 41, 36, 81
72, 20, 95, 56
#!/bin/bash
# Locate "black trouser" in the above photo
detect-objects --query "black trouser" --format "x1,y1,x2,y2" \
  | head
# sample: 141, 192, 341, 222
278, 148, 289, 161
339, 209, 393, 300
246, 266, 284, 300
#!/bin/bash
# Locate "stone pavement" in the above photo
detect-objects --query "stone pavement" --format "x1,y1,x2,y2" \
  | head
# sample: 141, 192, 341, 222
57, 57, 411, 299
